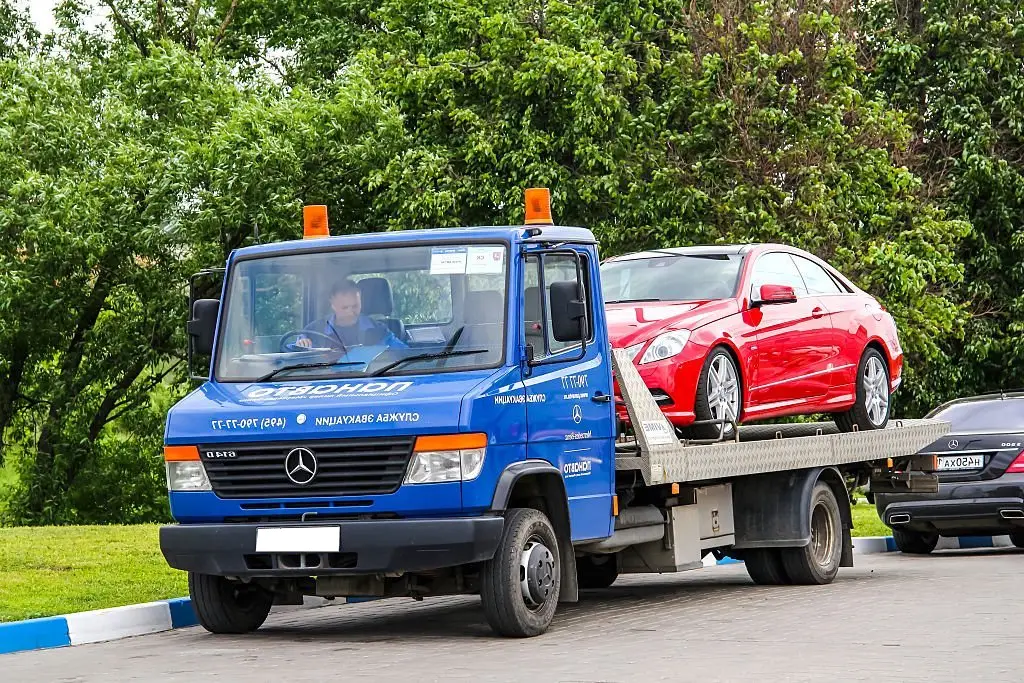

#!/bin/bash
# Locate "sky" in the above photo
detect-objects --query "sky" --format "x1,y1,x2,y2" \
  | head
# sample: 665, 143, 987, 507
20, 0, 107, 34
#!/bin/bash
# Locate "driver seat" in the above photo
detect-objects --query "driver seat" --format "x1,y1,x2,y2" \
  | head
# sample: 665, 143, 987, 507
357, 278, 406, 341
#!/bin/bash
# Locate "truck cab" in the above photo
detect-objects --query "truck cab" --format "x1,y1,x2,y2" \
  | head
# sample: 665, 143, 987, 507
161, 192, 613, 635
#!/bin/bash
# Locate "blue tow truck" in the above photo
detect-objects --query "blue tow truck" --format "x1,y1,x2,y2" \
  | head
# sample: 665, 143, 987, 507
160, 189, 947, 637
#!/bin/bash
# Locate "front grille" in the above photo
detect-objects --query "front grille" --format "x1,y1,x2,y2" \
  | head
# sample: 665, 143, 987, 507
200, 437, 415, 499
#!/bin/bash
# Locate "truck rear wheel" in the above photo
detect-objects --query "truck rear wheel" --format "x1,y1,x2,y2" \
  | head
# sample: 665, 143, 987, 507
480, 507, 561, 637
576, 553, 619, 589
189, 572, 274, 634
780, 482, 843, 585
744, 549, 791, 585
892, 528, 938, 554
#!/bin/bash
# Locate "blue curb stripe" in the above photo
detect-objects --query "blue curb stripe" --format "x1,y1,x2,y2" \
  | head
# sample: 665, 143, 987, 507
957, 535, 995, 549
885, 536, 897, 552
0, 616, 71, 655
167, 598, 198, 629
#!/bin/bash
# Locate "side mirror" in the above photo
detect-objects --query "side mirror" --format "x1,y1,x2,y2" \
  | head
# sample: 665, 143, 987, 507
549, 280, 587, 342
188, 299, 220, 356
753, 284, 797, 306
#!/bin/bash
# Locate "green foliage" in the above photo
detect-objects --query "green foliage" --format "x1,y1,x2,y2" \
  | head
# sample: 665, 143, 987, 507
862, 0, 1024, 404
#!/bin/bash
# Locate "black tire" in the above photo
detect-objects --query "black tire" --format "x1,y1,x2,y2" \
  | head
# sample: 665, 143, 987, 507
835, 347, 890, 432
188, 572, 274, 634
1010, 532, 1024, 549
743, 549, 792, 585
692, 347, 742, 440
576, 553, 619, 589
892, 528, 939, 554
480, 507, 561, 638
780, 482, 844, 585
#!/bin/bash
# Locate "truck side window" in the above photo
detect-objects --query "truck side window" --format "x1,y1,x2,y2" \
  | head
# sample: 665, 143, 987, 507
524, 252, 593, 360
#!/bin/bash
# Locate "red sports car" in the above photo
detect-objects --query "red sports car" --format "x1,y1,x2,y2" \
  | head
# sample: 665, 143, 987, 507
601, 244, 903, 438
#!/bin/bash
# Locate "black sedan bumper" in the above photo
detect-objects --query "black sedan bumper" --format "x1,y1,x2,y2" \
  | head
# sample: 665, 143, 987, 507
875, 475, 1024, 536
160, 517, 505, 578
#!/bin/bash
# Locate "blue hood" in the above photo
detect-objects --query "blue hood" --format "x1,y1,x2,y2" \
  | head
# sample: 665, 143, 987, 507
165, 370, 505, 444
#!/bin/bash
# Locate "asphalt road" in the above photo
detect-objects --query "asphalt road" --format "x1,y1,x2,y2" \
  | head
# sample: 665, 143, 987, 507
4, 548, 1021, 682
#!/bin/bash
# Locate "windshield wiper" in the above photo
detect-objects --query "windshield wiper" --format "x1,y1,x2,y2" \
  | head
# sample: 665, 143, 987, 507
605, 298, 663, 304
256, 360, 365, 383
370, 349, 488, 377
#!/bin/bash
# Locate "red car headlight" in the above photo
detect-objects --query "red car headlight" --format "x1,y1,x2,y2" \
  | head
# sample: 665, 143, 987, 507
638, 330, 691, 365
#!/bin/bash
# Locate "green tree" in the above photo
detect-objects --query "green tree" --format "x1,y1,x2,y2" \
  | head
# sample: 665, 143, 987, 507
862, 0, 1024, 403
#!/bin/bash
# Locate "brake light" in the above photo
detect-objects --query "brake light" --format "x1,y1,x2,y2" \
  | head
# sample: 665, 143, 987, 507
1007, 450, 1024, 474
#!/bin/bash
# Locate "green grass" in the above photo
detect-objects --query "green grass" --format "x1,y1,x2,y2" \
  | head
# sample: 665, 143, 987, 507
0, 525, 187, 623
850, 498, 890, 537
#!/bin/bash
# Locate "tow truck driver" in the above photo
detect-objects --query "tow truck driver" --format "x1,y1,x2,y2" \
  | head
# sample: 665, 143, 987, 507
295, 279, 407, 350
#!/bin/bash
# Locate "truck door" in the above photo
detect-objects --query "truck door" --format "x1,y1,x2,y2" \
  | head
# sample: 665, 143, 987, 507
522, 247, 615, 542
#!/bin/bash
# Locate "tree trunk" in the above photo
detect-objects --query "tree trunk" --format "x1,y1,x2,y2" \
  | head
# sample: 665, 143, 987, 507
0, 342, 28, 466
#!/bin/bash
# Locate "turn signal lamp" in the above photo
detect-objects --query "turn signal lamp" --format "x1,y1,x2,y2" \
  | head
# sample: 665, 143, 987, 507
524, 187, 553, 225
303, 205, 330, 239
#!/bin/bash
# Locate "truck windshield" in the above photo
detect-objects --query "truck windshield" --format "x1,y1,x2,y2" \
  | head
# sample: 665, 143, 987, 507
600, 253, 743, 302
215, 243, 509, 382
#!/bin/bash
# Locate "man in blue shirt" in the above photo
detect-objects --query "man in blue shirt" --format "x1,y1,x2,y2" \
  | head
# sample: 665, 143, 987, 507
296, 279, 407, 350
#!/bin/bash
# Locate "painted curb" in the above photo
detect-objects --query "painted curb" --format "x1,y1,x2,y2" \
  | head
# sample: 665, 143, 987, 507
853, 534, 1013, 554
0, 594, 361, 656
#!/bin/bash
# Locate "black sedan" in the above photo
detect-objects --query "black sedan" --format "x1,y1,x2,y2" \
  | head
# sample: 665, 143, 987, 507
873, 392, 1024, 554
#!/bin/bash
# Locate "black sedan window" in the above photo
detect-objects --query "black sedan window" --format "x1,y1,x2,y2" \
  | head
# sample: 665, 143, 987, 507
928, 398, 1024, 432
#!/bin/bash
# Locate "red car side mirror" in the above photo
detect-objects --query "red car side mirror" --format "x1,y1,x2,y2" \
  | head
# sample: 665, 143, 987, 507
755, 284, 798, 306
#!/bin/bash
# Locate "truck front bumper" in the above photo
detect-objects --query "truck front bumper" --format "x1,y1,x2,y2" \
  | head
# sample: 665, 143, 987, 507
160, 517, 505, 578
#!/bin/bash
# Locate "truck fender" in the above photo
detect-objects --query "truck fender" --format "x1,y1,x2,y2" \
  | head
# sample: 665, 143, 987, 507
489, 460, 579, 603
730, 466, 854, 567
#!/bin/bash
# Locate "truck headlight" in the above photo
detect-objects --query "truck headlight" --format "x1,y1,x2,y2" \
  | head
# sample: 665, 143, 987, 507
165, 461, 211, 491
404, 433, 487, 485
639, 330, 691, 364
163, 445, 211, 492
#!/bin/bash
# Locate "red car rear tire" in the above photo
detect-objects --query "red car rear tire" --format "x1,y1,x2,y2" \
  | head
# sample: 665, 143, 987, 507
835, 347, 890, 432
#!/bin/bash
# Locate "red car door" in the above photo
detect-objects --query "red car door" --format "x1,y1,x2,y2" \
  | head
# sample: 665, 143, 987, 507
743, 252, 836, 414
791, 254, 855, 390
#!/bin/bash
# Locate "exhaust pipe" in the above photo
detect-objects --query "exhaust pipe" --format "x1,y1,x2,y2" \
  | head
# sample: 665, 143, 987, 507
999, 509, 1024, 519
888, 513, 911, 525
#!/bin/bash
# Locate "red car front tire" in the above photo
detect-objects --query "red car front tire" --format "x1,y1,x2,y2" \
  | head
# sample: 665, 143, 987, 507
691, 347, 741, 439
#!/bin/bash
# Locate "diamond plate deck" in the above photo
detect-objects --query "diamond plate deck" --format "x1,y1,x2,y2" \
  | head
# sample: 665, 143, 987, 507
612, 348, 950, 485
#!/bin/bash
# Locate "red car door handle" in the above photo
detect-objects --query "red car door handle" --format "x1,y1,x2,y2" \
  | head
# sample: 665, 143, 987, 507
811, 307, 826, 319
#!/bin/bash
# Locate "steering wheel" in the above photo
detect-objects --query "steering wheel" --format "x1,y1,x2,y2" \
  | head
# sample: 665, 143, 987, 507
278, 329, 341, 353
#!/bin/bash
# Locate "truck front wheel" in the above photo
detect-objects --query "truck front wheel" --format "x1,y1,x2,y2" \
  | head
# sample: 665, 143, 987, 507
779, 482, 843, 585
189, 572, 274, 634
480, 507, 561, 637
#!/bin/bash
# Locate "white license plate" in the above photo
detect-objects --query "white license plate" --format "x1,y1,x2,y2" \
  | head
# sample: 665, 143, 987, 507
936, 455, 984, 471
255, 526, 340, 553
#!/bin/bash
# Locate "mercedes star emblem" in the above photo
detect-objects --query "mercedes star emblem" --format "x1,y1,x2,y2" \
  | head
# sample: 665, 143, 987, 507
284, 447, 317, 485
948, 439, 959, 449
572, 405, 583, 424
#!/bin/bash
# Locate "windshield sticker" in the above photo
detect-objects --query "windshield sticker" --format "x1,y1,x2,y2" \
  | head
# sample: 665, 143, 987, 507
314, 412, 421, 427
430, 246, 468, 275
210, 417, 287, 431
466, 246, 505, 274
243, 381, 412, 402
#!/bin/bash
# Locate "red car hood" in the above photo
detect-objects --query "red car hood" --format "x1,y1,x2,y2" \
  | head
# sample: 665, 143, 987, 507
605, 299, 739, 346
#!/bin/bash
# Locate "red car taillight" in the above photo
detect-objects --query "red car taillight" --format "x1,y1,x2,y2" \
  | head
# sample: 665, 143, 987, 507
1007, 450, 1024, 474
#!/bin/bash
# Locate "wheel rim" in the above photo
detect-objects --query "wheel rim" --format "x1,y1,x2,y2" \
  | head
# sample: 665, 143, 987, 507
810, 501, 836, 567
519, 537, 556, 611
863, 355, 889, 427
707, 354, 740, 431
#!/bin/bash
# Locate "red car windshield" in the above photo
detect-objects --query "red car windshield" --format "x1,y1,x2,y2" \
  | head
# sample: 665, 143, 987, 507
601, 253, 743, 303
